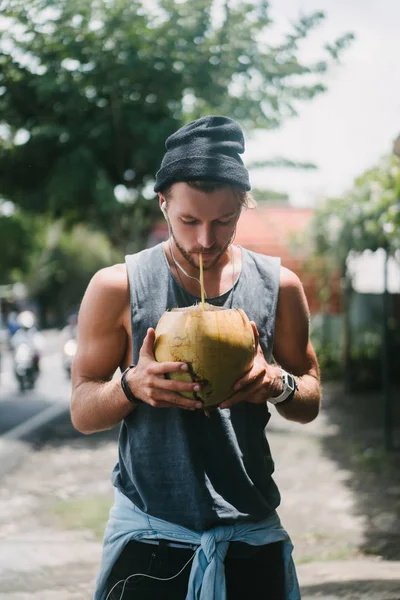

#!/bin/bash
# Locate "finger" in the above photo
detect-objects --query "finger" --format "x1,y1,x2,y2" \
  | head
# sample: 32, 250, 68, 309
250, 321, 259, 351
233, 366, 265, 392
149, 361, 189, 375
141, 396, 196, 410
139, 328, 156, 359
150, 400, 201, 411
149, 390, 203, 410
148, 400, 195, 409
152, 377, 202, 394
220, 378, 264, 409
219, 390, 245, 410
146, 399, 177, 408
246, 388, 269, 405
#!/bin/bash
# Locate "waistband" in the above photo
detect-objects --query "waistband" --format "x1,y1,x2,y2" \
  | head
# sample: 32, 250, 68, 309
130, 537, 277, 559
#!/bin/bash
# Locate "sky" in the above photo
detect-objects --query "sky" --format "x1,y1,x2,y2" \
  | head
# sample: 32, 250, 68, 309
243, 0, 400, 207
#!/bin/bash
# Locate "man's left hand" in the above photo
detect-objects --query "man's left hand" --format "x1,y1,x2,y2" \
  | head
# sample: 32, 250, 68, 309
219, 322, 281, 409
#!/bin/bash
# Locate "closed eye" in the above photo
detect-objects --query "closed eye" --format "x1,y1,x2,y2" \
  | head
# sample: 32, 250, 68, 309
181, 218, 234, 226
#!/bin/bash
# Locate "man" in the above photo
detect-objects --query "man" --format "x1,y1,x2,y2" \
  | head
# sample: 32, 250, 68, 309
71, 115, 321, 600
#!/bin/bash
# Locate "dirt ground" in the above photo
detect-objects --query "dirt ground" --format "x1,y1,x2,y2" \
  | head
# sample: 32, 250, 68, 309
0, 381, 399, 599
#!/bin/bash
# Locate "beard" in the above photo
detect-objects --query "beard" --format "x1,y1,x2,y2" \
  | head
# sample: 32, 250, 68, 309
169, 227, 235, 271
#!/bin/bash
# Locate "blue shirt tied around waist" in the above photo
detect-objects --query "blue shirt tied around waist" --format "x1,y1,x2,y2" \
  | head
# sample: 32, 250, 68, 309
94, 488, 300, 600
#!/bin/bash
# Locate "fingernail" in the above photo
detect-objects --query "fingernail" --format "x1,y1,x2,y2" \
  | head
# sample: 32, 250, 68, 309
195, 402, 203, 409
193, 385, 200, 392
234, 384, 241, 391
181, 364, 188, 371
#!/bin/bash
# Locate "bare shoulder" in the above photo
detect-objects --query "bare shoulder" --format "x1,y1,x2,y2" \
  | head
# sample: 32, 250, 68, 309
90, 263, 128, 292
87, 263, 128, 302
74, 263, 130, 384
79, 263, 129, 328
277, 266, 310, 317
279, 265, 303, 290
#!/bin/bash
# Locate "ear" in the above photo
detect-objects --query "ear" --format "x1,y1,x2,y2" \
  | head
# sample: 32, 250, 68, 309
158, 194, 167, 219
158, 192, 164, 208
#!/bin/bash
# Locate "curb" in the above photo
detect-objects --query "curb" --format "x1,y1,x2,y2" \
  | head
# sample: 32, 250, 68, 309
0, 402, 70, 478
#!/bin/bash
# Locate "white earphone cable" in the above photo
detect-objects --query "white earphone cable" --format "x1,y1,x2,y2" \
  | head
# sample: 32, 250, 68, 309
104, 549, 196, 600
163, 204, 236, 305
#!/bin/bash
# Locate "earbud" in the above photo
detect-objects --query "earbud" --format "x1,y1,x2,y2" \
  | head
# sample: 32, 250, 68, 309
160, 201, 168, 220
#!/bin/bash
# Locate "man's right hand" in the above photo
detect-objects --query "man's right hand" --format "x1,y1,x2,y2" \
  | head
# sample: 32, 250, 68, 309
126, 328, 204, 410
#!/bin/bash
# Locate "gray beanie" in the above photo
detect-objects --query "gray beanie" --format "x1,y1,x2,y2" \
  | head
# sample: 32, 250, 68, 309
154, 115, 251, 192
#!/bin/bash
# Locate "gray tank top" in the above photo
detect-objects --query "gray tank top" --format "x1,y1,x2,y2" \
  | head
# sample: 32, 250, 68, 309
112, 243, 281, 531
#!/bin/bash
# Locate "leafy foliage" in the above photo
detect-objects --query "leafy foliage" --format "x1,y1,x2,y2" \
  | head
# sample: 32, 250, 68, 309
0, 208, 39, 282
26, 221, 123, 325
306, 154, 400, 389
311, 155, 400, 265
0, 0, 353, 250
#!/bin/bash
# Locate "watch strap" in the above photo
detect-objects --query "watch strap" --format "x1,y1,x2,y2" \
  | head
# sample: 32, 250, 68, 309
121, 364, 144, 406
269, 369, 298, 405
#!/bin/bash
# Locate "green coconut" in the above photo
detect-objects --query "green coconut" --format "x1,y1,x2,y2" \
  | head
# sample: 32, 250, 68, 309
153, 303, 255, 409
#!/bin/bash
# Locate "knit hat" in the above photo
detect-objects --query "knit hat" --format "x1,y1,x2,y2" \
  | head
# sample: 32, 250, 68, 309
154, 115, 251, 192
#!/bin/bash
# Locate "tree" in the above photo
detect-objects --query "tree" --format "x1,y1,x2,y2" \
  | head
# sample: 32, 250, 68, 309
311, 154, 400, 261
0, 0, 353, 251
308, 153, 400, 388
0, 206, 39, 283
25, 221, 123, 326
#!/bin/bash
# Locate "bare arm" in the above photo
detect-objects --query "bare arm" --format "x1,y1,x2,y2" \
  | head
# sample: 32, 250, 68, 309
70, 265, 135, 434
272, 267, 321, 423
71, 264, 204, 435
220, 267, 321, 424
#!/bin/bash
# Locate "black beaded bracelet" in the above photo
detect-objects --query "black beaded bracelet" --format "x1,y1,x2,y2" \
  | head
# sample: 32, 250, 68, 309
121, 364, 143, 406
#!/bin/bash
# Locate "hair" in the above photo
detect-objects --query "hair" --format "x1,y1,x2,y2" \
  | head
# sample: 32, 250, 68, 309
161, 180, 256, 209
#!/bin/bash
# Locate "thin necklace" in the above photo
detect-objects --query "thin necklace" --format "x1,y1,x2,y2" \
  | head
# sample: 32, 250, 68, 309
169, 238, 208, 298
168, 239, 236, 307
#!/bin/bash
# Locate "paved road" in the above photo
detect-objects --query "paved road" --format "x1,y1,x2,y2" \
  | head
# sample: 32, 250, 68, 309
0, 331, 72, 435
0, 383, 399, 599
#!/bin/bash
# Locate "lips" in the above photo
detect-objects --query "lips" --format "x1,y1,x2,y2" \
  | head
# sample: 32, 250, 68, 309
197, 250, 220, 256
198, 253, 217, 261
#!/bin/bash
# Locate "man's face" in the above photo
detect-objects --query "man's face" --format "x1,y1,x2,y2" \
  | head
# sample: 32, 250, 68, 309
160, 182, 241, 270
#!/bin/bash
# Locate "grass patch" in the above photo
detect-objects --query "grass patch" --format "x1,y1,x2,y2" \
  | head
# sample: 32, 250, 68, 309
295, 547, 361, 564
52, 495, 113, 540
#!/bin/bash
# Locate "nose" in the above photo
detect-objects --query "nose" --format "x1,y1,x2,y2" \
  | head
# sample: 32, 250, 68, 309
197, 224, 215, 249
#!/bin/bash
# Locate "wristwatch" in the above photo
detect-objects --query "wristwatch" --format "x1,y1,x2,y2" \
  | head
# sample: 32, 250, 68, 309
269, 369, 298, 405
120, 364, 144, 406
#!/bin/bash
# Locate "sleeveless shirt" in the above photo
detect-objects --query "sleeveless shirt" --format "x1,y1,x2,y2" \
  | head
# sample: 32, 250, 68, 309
112, 242, 281, 531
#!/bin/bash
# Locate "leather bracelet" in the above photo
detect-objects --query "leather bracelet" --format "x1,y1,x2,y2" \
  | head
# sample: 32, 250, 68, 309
120, 364, 143, 406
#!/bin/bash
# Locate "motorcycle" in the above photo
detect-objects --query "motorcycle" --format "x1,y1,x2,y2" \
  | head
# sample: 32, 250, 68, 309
13, 341, 39, 392
62, 337, 77, 378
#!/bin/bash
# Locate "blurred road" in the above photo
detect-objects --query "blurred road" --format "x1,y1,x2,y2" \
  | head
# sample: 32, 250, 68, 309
0, 330, 71, 435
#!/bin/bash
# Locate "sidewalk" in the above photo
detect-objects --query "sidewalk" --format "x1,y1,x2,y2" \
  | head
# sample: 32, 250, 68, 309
0, 381, 399, 599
